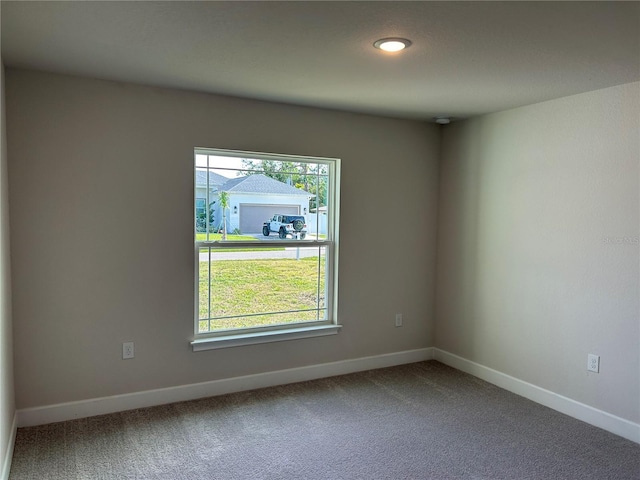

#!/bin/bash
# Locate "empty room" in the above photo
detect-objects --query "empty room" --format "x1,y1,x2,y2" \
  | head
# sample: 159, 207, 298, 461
1, 1, 639, 479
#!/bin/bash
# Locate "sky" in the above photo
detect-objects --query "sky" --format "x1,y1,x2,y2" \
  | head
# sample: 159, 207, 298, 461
195, 154, 247, 178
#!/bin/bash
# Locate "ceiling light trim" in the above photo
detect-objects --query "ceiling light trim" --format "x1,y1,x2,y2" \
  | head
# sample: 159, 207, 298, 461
373, 38, 412, 52
435, 117, 451, 125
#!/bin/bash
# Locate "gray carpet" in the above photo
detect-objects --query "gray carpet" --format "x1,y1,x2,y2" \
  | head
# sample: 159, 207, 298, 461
9, 361, 640, 479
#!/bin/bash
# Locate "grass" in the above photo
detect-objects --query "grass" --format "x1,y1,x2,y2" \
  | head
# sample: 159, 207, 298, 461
198, 256, 326, 331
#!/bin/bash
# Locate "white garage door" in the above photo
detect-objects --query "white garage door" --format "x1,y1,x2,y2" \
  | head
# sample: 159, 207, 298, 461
239, 204, 299, 234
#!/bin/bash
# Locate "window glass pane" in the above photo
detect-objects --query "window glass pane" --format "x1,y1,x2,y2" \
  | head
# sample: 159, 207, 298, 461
299, 172, 329, 239
195, 198, 206, 214
195, 154, 208, 168
198, 246, 326, 333
195, 154, 330, 241
195, 167, 216, 238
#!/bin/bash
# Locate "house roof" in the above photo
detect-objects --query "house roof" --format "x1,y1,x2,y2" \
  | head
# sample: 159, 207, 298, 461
220, 174, 313, 197
195, 170, 229, 189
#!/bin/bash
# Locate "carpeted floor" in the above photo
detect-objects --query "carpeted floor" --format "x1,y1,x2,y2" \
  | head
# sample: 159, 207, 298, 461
9, 361, 640, 479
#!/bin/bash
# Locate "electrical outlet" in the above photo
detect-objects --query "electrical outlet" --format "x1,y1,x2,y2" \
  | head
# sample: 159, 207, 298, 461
123, 342, 134, 359
395, 313, 403, 327
587, 354, 599, 373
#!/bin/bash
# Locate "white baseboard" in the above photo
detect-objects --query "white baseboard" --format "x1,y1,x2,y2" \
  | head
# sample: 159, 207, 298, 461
14, 347, 638, 445
1, 412, 17, 480
17, 347, 434, 428
433, 348, 640, 444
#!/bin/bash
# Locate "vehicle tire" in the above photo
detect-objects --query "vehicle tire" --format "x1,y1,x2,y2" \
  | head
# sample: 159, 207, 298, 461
279, 228, 287, 239
262, 226, 270, 237
293, 219, 304, 231
300, 233, 306, 240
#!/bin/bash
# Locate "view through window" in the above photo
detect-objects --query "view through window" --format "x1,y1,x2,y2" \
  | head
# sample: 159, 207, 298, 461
195, 148, 339, 336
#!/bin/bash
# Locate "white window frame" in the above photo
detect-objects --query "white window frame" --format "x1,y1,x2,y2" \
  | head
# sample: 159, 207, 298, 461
191, 148, 341, 351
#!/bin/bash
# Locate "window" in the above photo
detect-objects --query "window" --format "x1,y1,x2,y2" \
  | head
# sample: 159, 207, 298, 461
195, 198, 206, 214
191, 148, 340, 350
195, 198, 206, 229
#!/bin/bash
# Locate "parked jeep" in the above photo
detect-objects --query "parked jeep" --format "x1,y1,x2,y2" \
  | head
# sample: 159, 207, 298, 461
263, 214, 307, 239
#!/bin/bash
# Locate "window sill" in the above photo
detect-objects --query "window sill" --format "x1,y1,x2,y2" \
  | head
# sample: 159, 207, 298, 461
191, 324, 342, 352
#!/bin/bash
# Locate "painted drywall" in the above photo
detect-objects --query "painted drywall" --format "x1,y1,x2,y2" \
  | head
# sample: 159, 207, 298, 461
435, 82, 640, 422
5, 69, 439, 409
0, 61, 16, 475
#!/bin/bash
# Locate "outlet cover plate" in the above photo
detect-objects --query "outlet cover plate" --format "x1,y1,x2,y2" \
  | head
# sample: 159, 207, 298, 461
587, 354, 599, 373
123, 342, 134, 359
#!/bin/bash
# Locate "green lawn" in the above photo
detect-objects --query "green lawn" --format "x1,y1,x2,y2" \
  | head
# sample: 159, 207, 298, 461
198, 256, 326, 332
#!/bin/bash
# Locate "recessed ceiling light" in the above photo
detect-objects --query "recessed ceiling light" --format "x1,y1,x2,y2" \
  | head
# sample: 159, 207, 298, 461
435, 117, 451, 125
373, 38, 412, 53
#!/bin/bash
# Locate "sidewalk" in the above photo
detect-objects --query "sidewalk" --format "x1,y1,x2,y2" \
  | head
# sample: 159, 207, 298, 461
198, 246, 321, 261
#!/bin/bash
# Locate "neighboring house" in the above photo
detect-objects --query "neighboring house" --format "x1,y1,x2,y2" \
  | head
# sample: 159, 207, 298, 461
195, 170, 229, 219
196, 172, 314, 234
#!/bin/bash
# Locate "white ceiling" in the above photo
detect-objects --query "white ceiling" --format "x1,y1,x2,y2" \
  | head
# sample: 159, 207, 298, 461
1, 1, 639, 121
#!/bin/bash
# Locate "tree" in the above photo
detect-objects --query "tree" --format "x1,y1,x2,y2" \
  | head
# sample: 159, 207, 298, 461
218, 191, 230, 240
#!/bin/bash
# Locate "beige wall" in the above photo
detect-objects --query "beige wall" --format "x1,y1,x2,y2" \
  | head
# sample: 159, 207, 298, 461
435, 82, 640, 422
6, 69, 440, 409
6, 68, 636, 428
1, 61, 16, 472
